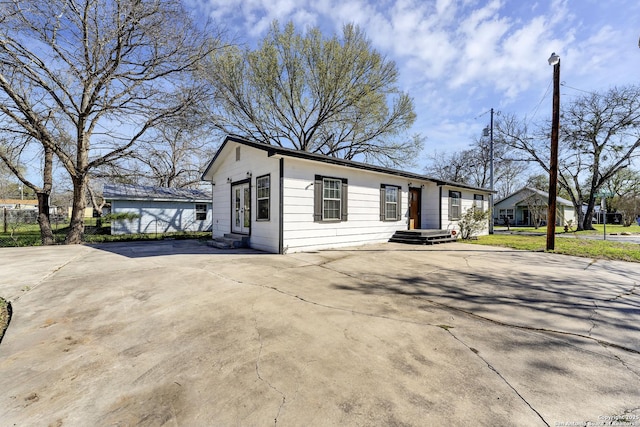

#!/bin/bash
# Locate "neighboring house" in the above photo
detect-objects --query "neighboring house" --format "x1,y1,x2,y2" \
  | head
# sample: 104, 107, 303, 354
104, 183, 212, 235
0, 199, 39, 224
586, 206, 622, 225
0, 199, 38, 210
67, 206, 96, 218
201, 135, 493, 254
493, 187, 575, 227
1, 199, 63, 220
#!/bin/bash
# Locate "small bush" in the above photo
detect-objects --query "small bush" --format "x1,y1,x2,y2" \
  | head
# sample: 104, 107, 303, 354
0, 297, 10, 345
102, 212, 141, 222
458, 208, 490, 240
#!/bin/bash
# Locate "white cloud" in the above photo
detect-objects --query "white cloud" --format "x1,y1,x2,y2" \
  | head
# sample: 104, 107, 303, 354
190, 0, 640, 161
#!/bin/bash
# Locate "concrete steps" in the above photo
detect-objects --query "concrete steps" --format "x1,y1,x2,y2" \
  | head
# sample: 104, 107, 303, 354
389, 229, 457, 245
207, 233, 249, 249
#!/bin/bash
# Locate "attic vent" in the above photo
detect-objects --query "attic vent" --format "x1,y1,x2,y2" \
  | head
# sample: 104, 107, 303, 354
236, 146, 241, 161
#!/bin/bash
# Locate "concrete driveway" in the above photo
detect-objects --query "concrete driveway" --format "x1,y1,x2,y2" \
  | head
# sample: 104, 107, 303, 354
0, 240, 639, 426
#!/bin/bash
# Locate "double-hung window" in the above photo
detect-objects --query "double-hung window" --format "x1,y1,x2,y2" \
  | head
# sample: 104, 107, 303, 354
314, 175, 348, 222
195, 203, 208, 221
256, 175, 270, 221
473, 194, 484, 212
499, 208, 514, 222
323, 178, 342, 220
380, 184, 402, 221
448, 191, 461, 220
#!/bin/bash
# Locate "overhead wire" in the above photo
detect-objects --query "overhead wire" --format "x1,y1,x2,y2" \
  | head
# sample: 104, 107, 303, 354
526, 78, 552, 126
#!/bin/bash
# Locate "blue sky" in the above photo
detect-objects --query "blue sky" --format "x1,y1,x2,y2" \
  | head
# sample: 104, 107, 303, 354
189, 0, 640, 172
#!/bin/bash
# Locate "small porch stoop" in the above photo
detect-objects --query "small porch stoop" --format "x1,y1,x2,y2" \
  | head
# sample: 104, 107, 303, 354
389, 229, 457, 245
207, 233, 250, 249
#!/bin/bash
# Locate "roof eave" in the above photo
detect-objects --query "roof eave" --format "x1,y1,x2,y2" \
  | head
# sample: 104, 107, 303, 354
203, 135, 495, 193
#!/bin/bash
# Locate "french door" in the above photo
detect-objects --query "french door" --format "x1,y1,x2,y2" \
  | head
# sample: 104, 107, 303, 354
232, 182, 250, 234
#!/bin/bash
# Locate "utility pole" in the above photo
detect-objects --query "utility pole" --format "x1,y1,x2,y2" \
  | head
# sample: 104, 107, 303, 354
547, 53, 560, 251
483, 109, 495, 234
489, 108, 494, 235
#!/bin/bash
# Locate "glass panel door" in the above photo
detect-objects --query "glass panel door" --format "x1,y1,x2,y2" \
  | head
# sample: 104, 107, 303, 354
232, 182, 251, 234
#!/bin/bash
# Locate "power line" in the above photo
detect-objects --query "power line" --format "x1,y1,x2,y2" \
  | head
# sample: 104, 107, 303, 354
527, 78, 552, 125
560, 82, 599, 96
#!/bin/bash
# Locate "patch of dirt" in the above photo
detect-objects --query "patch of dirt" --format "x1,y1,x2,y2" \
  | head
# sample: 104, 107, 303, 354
0, 297, 11, 345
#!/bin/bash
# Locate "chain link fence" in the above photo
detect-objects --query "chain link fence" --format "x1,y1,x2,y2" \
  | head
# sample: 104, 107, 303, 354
1, 209, 209, 247
0, 208, 68, 247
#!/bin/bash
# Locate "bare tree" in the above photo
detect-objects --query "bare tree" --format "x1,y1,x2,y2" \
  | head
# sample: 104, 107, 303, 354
91, 117, 218, 189
498, 86, 640, 230
424, 136, 527, 198
521, 190, 547, 229
131, 119, 219, 188
208, 21, 422, 168
606, 168, 640, 226
0, 0, 223, 243
0, 135, 55, 244
424, 150, 472, 183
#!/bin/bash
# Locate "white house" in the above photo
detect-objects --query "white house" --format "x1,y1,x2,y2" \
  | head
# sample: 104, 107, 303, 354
493, 187, 576, 227
104, 183, 212, 235
201, 135, 493, 254
0, 198, 38, 210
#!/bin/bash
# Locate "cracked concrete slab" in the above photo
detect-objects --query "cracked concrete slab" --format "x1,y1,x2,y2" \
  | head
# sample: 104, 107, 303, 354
1, 240, 639, 426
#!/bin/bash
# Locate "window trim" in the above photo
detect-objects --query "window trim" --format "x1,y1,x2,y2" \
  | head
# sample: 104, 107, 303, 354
322, 177, 342, 221
499, 208, 514, 221
380, 184, 402, 221
256, 174, 270, 221
314, 175, 348, 222
473, 194, 484, 212
448, 190, 462, 221
195, 203, 208, 221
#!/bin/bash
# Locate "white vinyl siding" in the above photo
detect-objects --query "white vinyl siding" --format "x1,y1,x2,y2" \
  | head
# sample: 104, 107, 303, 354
203, 138, 492, 253
111, 200, 212, 234
282, 164, 409, 253
206, 142, 281, 253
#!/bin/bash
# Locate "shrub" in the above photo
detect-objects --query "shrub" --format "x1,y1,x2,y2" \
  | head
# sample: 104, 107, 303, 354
102, 212, 141, 222
458, 208, 490, 240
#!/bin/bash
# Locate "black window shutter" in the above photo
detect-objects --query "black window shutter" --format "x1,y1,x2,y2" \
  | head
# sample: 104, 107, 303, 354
380, 186, 386, 221
314, 176, 322, 222
397, 187, 402, 221
341, 180, 348, 221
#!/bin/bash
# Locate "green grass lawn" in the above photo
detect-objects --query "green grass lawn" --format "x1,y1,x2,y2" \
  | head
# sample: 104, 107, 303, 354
470, 232, 640, 262
0, 219, 210, 246
495, 224, 639, 236
4, 219, 639, 263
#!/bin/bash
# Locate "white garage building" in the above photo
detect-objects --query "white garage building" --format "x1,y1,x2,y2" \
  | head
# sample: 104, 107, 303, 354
104, 183, 212, 235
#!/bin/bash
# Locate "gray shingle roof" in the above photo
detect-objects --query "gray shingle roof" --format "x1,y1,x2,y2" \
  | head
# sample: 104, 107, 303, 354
103, 183, 211, 202
202, 134, 496, 194
494, 187, 573, 206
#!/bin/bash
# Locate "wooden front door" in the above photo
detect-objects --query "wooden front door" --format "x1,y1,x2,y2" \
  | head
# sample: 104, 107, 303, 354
409, 187, 421, 229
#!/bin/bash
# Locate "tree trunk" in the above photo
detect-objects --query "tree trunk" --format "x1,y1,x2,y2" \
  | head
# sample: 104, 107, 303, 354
38, 146, 55, 245
86, 183, 105, 229
36, 192, 55, 245
582, 199, 596, 231
65, 176, 87, 244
